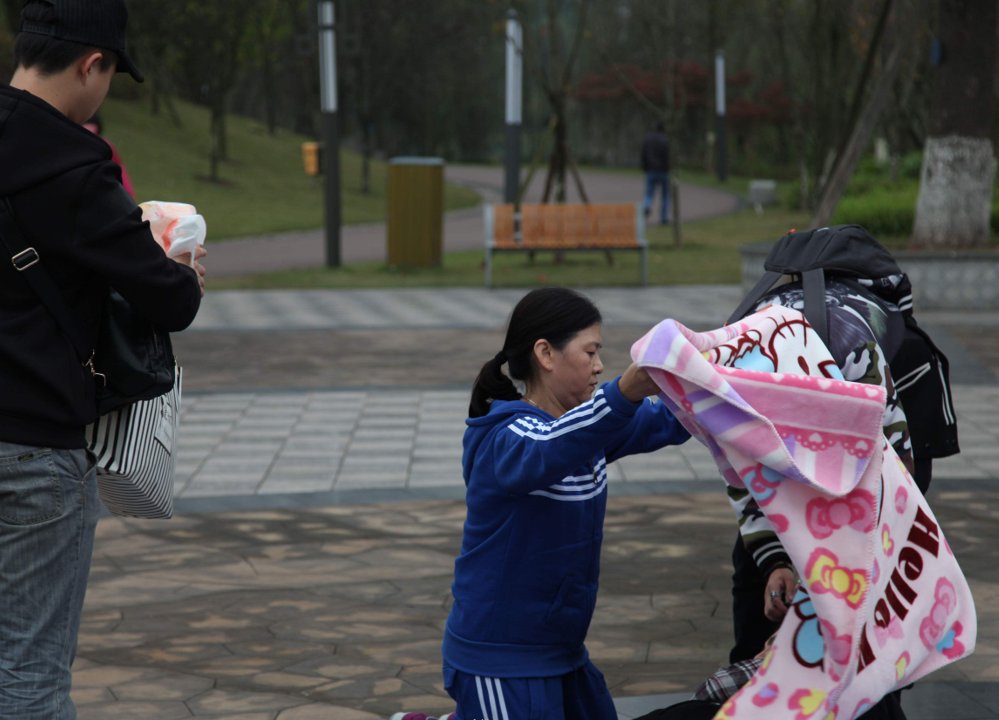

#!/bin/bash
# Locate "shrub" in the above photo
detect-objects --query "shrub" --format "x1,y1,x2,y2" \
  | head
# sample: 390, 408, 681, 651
779, 179, 805, 210
899, 151, 924, 181
835, 185, 999, 238
832, 188, 917, 237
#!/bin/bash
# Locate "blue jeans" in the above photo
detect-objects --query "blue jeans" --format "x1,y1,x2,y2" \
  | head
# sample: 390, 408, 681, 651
643, 171, 670, 224
0, 441, 98, 719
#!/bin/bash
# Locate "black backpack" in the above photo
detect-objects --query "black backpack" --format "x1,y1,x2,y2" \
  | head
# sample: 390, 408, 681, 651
726, 224, 959, 463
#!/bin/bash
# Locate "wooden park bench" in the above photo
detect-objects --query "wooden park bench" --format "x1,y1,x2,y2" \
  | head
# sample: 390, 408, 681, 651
483, 202, 648, 287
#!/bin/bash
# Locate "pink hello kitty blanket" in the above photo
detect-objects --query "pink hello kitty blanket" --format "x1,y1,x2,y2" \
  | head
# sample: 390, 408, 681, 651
631, 305, 976, 720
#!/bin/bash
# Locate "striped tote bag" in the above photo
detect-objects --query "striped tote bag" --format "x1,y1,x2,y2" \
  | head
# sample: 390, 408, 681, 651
86, 367, 182, 519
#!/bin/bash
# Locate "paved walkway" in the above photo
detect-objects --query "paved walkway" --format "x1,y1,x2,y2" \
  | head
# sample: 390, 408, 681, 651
205, 164, 741, 277
168, 288, 999, 503
71, 168, 999, 719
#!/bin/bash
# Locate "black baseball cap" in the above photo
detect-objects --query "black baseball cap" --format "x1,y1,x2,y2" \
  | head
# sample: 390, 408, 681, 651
18, 0, 144, 82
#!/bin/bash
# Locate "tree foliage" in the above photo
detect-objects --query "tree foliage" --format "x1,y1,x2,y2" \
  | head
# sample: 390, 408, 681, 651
912, 0, 997, 247
0, 0, 992, 229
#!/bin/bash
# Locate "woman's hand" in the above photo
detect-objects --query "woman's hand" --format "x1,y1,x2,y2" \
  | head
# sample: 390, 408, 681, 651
764, 566, 797, 621
618, 363, 661, 402
173, 246, 207, 296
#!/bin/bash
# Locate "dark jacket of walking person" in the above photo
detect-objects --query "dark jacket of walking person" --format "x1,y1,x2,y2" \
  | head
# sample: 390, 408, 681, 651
641, 122, 671, 224
0, 1, 205, 716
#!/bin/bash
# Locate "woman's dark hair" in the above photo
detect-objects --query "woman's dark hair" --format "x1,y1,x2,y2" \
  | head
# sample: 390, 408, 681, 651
468, 287, 602, 417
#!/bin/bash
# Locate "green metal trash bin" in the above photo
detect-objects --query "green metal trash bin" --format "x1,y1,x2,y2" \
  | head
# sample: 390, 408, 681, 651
386, 156, 444, 267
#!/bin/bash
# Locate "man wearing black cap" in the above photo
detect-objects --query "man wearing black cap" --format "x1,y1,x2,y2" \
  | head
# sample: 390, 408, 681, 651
0, 2, 205, 717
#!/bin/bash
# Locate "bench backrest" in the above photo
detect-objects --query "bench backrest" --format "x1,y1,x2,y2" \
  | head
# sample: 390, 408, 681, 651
491, 203, 641, 248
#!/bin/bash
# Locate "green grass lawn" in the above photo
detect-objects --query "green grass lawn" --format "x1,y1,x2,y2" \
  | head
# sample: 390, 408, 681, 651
210, 206, 810, 290
107, 95, 990, 290
100, 97, 479, 240
101, 94, 801, 289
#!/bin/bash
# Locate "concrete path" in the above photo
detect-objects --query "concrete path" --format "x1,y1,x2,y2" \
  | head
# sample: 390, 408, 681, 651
205, 165, 741, 278
169, 288, 999, 502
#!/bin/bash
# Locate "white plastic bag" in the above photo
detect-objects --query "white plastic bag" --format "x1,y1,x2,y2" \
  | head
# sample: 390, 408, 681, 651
139, 201, 206, 263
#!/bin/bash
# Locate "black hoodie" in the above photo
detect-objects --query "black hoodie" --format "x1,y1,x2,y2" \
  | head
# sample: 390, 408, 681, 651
0, 83, 201, 449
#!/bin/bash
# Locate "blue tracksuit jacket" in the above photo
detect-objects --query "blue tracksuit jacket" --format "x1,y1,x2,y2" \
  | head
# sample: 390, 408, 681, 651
443, 377, 690, 678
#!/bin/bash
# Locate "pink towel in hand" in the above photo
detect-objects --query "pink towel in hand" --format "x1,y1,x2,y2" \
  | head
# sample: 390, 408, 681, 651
632, 305, 976, 720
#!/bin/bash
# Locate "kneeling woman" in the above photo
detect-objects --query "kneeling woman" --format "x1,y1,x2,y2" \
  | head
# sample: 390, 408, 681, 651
443, 287, 690, 720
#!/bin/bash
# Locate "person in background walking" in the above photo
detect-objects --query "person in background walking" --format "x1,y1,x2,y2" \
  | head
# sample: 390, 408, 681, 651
641, 121, 671, 225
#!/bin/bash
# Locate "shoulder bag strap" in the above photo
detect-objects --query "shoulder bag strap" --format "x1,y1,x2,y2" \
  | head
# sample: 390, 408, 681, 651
726, 270, 783, 325
0, 197, 95, 369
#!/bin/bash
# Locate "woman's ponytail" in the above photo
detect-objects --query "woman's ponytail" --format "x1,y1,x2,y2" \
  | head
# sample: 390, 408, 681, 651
468, 351, 520, 417
467, 287, 601, 418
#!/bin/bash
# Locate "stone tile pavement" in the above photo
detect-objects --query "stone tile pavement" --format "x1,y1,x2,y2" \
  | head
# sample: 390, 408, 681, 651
75, 486, 999, 720
169, 384, 999, 505
80, 490, 999, 720
170, 288, 999, 503
73, 286, 999, 719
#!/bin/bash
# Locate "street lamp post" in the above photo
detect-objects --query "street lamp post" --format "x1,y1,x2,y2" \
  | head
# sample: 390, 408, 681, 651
504, 9, 523, 205
318, 0, 341, 267
715, 49, 727, 183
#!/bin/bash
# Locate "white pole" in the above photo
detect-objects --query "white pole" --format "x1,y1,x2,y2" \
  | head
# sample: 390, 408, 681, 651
318, 0, 337, 113
505, 11, 523, 125
504, 9, 523, 204
715, 49, 727, 182
318, 0, 340, 265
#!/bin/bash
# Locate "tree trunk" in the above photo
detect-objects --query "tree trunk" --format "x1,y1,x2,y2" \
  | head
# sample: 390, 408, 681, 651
361, 118, 373, 195
209, 127, 220, 183
770, 0, 809, 207
209, 102, 224, 182
829, 0, 894, 177
256, 13, 278, 136
2, 0, 18, 33
912, 0, 997, 248
550, 109, 569, 203
260, 51, 278, 136
913, 136, 996, 247
536, 0, 588, 205
811, 43, 902, 227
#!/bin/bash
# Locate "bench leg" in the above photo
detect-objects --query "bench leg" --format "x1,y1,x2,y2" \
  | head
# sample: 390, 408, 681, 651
640, 246, 648, 286
485, 248, 493, 288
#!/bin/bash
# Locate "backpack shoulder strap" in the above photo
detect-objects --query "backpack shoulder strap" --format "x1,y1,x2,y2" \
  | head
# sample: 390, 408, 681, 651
0, 197, 92, 365
726, 270, 783, 326
801, 267, 829, 345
